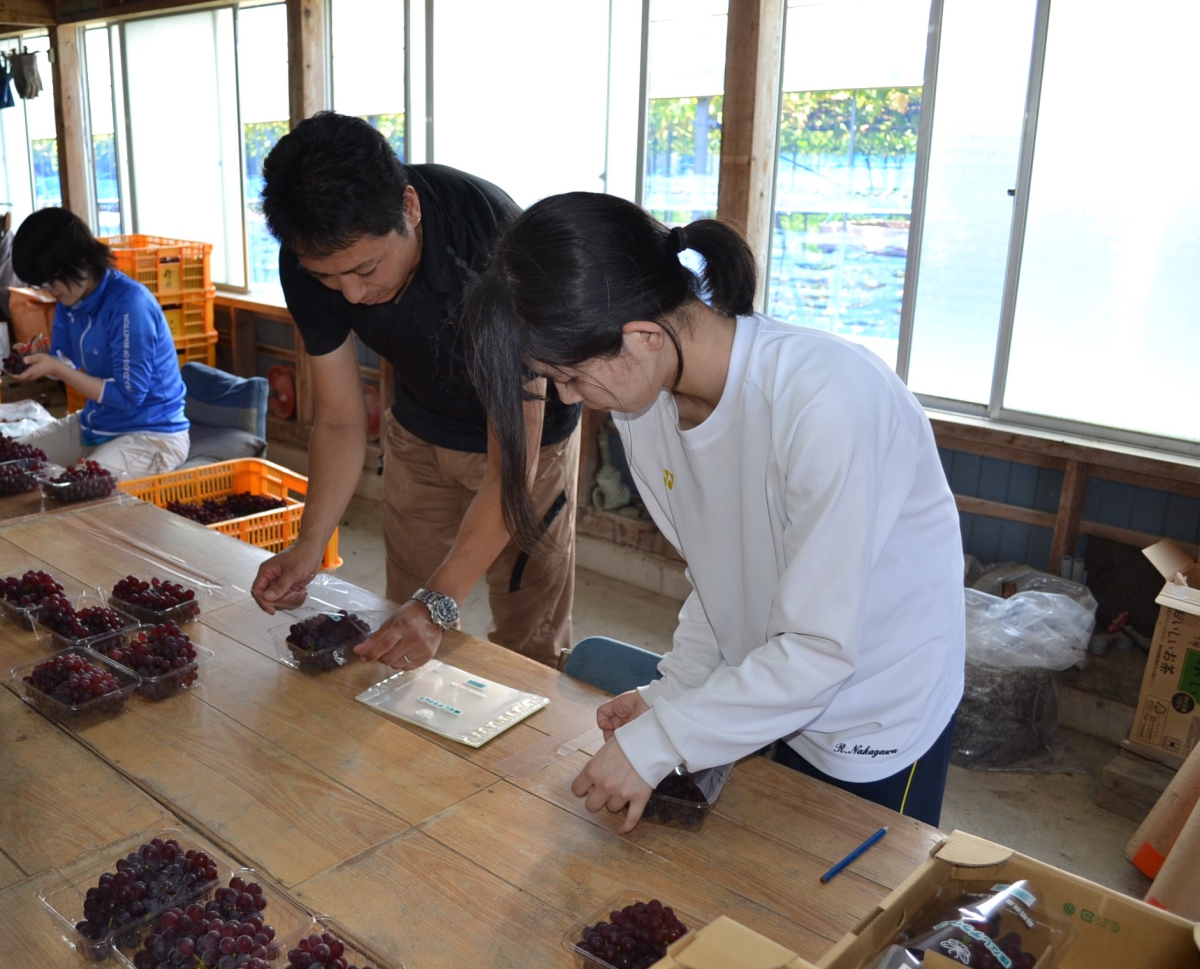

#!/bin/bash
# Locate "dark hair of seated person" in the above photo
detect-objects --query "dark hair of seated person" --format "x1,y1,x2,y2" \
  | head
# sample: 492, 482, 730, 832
260, 110, 412, 257
12, 207, 113, 287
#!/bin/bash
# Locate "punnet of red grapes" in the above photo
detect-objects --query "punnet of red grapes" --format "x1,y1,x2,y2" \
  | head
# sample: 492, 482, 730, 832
0, 457, 48, 496
102, 622, 200, 700
0, 432, 47, 463
23, 652, 125, 708
36, 596, 130, 645
74, 837, 219, 948
111, 574, 201, 623
575, 898, 688, 969
3, 568, 65, 609
42, 460, 117, 503
285, 610, 371, 672
284, 928, 376, 969
167, 492, 287, 525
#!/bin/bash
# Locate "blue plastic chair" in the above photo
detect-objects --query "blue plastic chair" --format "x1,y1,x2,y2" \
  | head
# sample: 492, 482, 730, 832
561, 636, 663, 696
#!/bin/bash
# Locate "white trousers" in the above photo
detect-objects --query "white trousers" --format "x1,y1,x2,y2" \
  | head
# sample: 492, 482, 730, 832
19, 413, 190, 478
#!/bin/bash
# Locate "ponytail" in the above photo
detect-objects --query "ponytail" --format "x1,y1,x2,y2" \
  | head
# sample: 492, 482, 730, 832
463, 192, 758, 551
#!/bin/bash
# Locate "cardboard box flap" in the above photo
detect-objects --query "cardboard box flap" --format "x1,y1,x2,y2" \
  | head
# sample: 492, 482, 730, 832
1144, 540, 1197, 582
672, 917, 798, 969
934, 830, 1015, 868
1194, 923, 1200, 954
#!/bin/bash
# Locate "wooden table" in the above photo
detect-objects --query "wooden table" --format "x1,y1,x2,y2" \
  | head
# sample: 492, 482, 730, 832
0, 498, 943, 966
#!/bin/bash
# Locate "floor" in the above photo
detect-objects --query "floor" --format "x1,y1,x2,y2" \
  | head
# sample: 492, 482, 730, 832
333, 495, 1153, 900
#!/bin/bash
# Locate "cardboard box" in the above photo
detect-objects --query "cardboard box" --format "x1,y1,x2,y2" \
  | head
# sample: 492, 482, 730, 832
1131, 541, 1200, 765
650, 916, 819, 969
816, 830, 1200, 969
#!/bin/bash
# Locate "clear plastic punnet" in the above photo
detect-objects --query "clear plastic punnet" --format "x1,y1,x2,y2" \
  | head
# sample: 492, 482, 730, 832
91, 627, 213, 702
1, 568, 92, 630
356, 660, 549, 747
270, 608, 391, 673
104, 569, 208, 626
31, 594, 140, 652
39, 464, 119, 504
562, 891, 699, 969
301, 573, 379, 614
10, 646, 140, 726
0, 456, 61, 496
272, 915, 405, 969
641, 763, 734, 831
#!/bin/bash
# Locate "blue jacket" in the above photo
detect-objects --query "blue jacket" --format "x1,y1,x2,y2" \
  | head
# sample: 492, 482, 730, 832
50, 270, 189, 443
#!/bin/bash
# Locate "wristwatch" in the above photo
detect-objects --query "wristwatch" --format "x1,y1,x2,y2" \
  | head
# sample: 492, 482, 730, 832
411, 588, 459, 630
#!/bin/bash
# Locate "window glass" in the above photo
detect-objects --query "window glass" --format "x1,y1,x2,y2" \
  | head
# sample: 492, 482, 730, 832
1004, 0, 1200, 442
0, 41, 36, 227
905, 0, 1036, 403
84, 26, 121, 235
21, 36, 60, 212
123, 9, 245, 286
332, 0, 405, 159
238, 2, 288, 286
767, 0, 928, 367
645, 0, 726, 225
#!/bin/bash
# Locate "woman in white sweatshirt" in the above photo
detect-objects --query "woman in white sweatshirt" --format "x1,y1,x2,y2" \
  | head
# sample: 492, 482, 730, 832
463, 192, 965, 830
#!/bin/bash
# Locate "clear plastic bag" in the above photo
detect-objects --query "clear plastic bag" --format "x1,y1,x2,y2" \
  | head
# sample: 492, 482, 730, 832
0, 399, 56, 438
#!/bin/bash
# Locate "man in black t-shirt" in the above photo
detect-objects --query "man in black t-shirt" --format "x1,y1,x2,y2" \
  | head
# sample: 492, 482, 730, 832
251, 113, 581, 668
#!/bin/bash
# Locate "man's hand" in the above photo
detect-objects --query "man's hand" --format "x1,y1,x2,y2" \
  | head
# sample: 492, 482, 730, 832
353, 598, 443, 670
12, 353, 65, 382
571, 738, 654, 834
250, 543, 324, 614
597, 690, 650, 740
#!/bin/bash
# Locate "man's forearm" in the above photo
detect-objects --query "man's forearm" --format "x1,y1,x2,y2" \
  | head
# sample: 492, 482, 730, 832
424, 479, 513, 603
296, 420, 368, 551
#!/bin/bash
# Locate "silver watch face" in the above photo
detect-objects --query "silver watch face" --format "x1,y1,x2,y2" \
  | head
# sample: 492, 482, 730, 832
418, 590, 458, 627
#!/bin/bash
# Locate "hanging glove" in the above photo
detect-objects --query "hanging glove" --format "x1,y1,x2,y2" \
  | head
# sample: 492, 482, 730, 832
10, 49, 42, 100
0, 60, 14, 109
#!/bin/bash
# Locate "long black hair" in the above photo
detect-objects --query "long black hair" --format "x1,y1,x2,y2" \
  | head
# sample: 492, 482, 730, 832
462, 191, 756, 550
12, 208, 112, 287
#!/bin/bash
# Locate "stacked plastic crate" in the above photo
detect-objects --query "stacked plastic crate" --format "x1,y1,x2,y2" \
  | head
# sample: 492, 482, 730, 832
64, 236, 216, 413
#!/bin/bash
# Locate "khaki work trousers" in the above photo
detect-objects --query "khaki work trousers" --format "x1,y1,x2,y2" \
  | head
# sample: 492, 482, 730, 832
382, 412, 579, 667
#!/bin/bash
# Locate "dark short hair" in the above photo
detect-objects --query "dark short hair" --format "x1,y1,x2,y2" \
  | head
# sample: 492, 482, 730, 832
12, 207, 112, 286
260, 111, 411, 256
462, 192, 755, 549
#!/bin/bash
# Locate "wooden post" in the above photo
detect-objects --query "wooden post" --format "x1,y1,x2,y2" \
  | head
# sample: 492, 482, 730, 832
287, 0, 328, 129
1049, 459, 1089, 569
717, 0, 785, 307
49, 24, 93, 224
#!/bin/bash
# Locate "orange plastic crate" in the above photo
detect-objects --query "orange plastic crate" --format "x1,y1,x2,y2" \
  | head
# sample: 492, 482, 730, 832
101, 234, 212, 297
118, 458, 342, 569
160, 288, 216, 339
175, 330, 219, 367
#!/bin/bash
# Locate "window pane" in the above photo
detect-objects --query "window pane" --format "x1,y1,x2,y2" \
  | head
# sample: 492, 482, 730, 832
645, 0, 726, 224
238, 2, 288, 287
432, 0, 614, 207
85, 26, 122, 236
21, 36, 61, 211
124, 10, 245, 287
332, 0, 405, 159
1005, 0, 1200, 442
767, 0, 928, 367
0, 41, 36, 226
906, 0, 1036, 403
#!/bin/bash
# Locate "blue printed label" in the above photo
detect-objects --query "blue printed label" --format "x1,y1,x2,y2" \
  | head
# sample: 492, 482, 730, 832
418, 696, 462, 716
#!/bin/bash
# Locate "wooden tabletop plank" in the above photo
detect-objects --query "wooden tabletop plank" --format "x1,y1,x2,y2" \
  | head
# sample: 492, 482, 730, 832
0, 487, 65, 525
419, 780, 836, 962
0, 849, 27, 891
56, 690, 408, 888
0, 688, 167, 878
186, 623, 499, 824
290, 827, 579, 969
0, 870, 87, 962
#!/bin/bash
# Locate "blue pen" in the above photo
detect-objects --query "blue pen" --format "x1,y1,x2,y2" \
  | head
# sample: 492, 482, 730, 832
820, 826, 888, 883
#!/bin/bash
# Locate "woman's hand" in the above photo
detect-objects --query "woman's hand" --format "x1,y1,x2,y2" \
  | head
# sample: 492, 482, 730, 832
571, 738, 653, 834
597, 690, 650, 740
353, 598, 443, 670
12, 353, 65, 382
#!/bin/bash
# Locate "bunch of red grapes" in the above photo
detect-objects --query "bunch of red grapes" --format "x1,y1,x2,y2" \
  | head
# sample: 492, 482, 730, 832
76, 838, 219, 943
2, 568, 63, 608
2, 348, 28, 374
24, 652, 123, 704
286, 929, 376, 969
130, 876, 278, 969
0, 434, 47, 463
642, 771, 709, 829
285, 611, 371, 672
0, 457, 46, 496
112, 575, 200, 621
44, 460, 116, 502
104, 623, 198, 691
576, 899, 688, 969
167, 492, 287, 525
36, 596, 128, 643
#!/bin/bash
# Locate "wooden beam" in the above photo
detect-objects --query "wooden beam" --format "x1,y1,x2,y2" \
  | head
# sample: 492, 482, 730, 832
717, 0, 784, 308
953, 495, 1056, 530
0, 0, 53, 26
49, 24, 93, 224
1048, 459, 1089, 568
1078, 520, 1198, 561
287, 0, 328, 128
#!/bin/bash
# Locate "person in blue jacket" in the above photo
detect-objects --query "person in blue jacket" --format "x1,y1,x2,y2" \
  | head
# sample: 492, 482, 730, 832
10, 208, 189, 476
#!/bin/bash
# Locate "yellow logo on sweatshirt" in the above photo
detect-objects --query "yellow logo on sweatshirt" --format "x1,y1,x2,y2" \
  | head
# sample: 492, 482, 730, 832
663, 469, 674, 490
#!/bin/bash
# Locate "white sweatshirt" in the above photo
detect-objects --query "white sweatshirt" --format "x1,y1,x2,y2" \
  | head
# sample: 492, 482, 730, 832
613, 313, 965, 786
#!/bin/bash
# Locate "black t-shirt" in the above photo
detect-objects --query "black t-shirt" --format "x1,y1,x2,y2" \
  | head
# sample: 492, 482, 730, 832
279, 163, 581, 453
